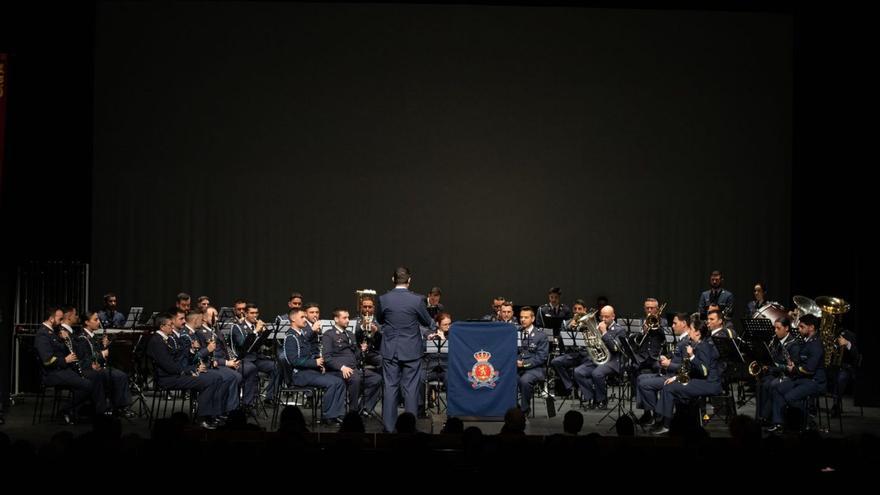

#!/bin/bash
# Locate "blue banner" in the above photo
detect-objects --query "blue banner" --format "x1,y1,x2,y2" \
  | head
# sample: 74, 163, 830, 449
447, 321, 517, 419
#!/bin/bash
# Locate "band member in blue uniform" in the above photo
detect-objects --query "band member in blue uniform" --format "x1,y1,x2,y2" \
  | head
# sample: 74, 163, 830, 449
375, 266, 436, 432
231, 303, 278, 407
550, 299, 589, 397
35, 307, 101, 423
697, 270, 735, 320
767, 313, 826, 433
636, 312, 691, 425
76, 310, 134, 417
573, 305, 626, 409
652, 319, 723, 434
322, 308, 382, 416
633, 298, 669, 374
97, 293, 127, 329
517, 306, 548, 416
282, 308, 346, 425
756, 317, 799, 424
538, 287, 572, 329
146, 313, 225, 429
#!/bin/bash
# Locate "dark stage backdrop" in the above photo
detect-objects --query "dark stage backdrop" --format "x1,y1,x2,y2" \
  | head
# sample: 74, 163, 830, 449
92, 3, 792, 320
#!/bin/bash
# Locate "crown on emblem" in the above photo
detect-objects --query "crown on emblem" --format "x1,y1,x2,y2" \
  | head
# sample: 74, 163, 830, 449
473, 350, 492, 362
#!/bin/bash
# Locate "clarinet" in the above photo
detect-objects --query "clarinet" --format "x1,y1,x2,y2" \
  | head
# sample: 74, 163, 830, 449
62, 333, 84, 377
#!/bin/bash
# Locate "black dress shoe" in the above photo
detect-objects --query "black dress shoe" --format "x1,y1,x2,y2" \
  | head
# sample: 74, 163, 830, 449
765, 424, 783, 433
360, 409, 373, 418
582, 400, 595, 410
199, 420, 218, 430
61, 412, 76, 425
596, 400, 608, 410
638, 411, 654, 425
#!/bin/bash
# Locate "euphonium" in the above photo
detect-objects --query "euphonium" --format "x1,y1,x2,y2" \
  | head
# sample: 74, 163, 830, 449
576, 309, 610, 365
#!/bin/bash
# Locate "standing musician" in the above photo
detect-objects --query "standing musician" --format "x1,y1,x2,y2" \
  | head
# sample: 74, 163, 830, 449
35, 307, 102, 423
282, 308, 346, 425
76, 310, 134, 417
652, 318, 723, 435
538, 287, 572, 327
766, 313, 826, 433
231, 303, 278, 408
322, 308, 382, 416
572, 305, 626, 409
636, 312, 691, 426
550, 299, 589, 398
517, 306, 548, 416
697, 270, 735, 320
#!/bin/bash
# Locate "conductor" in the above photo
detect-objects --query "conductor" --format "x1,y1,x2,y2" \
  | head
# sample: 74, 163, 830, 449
376, 266, 436, 432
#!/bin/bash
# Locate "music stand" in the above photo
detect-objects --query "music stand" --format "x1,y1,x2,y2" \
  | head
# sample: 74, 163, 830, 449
539, 315, 564, 336
140, 311, 159, 328
740, 318, 775, 345
122, 307, 143, 328
712, 336, 746, 366
591, 335, 639, 428
423, 338, 448, 413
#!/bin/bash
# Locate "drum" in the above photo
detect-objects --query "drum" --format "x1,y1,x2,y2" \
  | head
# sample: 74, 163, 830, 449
753, 302, 786, 324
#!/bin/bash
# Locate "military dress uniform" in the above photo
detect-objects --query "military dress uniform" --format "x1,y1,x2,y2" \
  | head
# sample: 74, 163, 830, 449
573, 321, 627, 407
517, 325, 549, 415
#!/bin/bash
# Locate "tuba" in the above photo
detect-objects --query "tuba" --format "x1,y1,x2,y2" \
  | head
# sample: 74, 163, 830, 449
576, 309, 610, 365
815, 296, 850, 367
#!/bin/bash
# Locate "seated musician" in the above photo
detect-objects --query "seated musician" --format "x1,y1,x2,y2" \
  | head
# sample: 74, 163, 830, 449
756, 317, 798, 424
766, 314, 826, 433
420, 312, 452, 413
190, 309, 242, 415
830, 327, 860, 417
322, 308, 382, 417
636, 312, 691, 425
550, 299, 589, 398
497, 302, 519, 326
517, 307, 548, 416
281, 308, 346, 426
573, 305, 626, 409
35, 307, 103, 423
231, 303, 278, 407
633, 297, 669, 375
652, 318, 722, 435
481, 296, 506, 321
146, 313, 225, 429
75, 310, 134, 417
354, 295, 382, 369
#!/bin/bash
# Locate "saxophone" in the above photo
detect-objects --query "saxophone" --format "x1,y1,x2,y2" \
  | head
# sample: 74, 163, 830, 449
677, 344, 692, 384
577, 309, 610, 365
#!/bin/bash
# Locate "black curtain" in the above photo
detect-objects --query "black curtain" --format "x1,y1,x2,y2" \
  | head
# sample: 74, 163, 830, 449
92, 3, 793, 320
